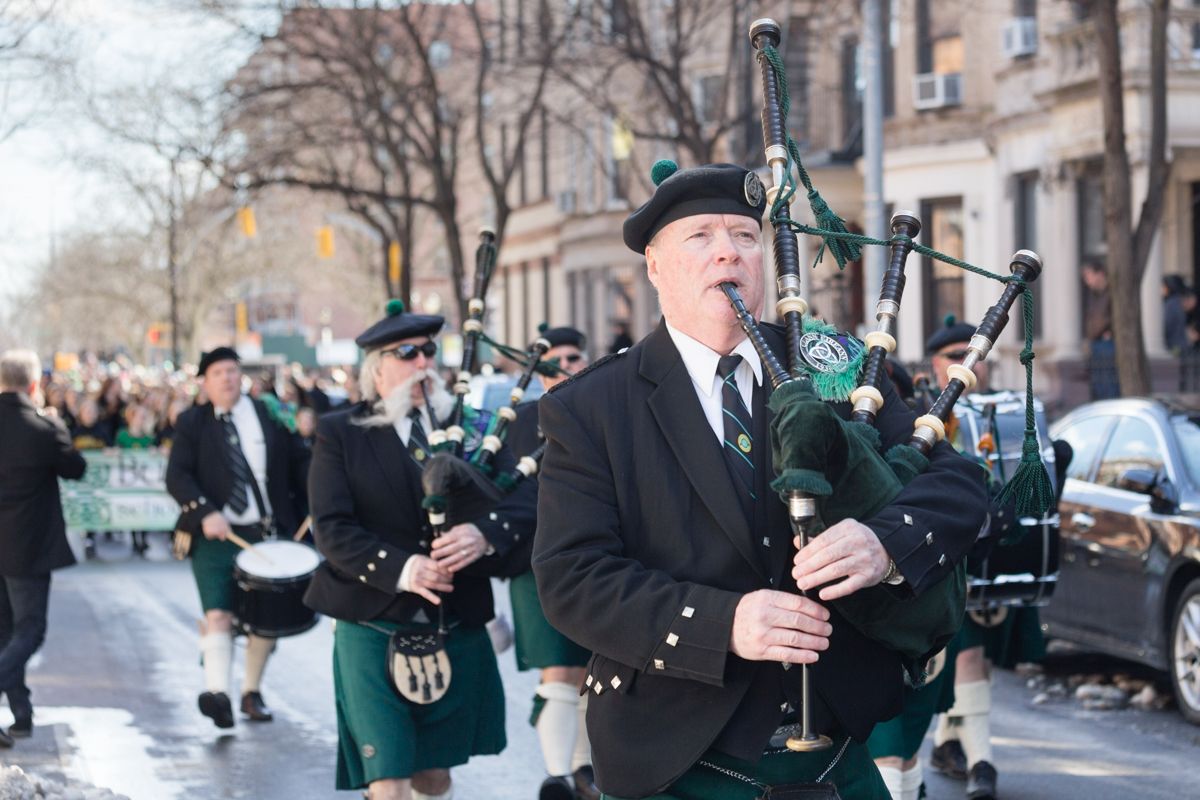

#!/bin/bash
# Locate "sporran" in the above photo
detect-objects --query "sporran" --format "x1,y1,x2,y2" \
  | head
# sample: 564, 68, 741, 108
385, 629, 452, 705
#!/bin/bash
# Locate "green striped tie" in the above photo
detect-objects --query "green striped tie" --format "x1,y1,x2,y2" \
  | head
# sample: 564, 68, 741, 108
717, 354, 755, 517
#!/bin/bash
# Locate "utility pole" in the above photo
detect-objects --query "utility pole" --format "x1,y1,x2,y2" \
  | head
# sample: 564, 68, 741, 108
167, 157, 180, 368
862, 0, 886, 330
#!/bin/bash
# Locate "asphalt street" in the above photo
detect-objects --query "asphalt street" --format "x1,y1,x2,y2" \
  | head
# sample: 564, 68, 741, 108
2, 534, 1199, 799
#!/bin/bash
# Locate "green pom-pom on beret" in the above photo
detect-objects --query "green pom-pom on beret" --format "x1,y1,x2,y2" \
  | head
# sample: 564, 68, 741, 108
537, 321, 549, 333
650, 159, 678, 186
943, 313, 956, 328
386, 299, 405, 317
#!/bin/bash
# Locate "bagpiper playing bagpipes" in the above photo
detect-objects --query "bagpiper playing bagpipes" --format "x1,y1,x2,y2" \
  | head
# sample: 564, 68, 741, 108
532, 16, 1051, 800
303, 228, 559, 800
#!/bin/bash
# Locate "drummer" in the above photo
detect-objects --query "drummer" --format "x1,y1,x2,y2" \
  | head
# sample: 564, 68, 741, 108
919, 317, 1047, 800
165, 347, 304, 728
303, 302, 535, 800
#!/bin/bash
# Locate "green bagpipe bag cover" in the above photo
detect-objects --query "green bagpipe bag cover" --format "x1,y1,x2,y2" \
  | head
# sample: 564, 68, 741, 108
768, 380, 966, 683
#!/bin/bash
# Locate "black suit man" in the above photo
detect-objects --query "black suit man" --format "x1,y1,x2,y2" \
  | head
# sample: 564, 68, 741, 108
166, 347, 302, 729
303, 302, 533, 800
533, 163, 987, 799
0, 350, 87, 748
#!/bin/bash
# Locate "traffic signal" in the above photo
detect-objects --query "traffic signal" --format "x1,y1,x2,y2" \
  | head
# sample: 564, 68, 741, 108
317, 226, 335, 259
147, 324, 163, 345
238, 206, 257, 238
388, 241, 401, 285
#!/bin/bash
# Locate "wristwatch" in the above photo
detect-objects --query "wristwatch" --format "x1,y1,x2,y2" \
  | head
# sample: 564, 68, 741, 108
881, 559, 905, 586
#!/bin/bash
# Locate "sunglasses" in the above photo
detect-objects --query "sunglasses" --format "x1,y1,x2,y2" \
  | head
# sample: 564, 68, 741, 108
935, 349, 970, 361
382, 341, 438, 361
562, 354, 584, 365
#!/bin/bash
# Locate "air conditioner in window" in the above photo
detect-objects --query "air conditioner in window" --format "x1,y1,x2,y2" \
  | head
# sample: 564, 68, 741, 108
913, 72, 962, 111
556, 190, 577, 214
1002, 17, 1038, 59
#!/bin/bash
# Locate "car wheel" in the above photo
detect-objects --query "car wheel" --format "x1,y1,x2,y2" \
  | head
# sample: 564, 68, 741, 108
1170, 578, 1200, 725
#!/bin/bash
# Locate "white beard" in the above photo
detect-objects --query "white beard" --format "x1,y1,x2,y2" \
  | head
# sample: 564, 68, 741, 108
356, 369, 450, 429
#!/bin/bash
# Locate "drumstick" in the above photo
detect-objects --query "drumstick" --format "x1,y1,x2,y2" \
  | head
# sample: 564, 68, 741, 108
293, 516, 312, 542
226, 531, 275, 564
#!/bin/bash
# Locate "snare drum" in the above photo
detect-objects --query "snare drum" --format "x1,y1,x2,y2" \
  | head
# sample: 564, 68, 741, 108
955, 391, 1060, 611
233, 540, 322, 637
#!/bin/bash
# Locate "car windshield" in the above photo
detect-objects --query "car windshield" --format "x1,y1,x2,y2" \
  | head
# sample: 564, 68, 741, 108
1172, 415, 1200, 487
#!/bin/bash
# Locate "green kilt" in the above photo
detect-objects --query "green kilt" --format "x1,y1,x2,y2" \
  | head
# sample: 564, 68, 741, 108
510, 571, 589, 671
190, 526, 264, 612
603, 739, 889, 800
332, 620, 506, 790
865, 638, 959, 761
958, 606, 1045, 668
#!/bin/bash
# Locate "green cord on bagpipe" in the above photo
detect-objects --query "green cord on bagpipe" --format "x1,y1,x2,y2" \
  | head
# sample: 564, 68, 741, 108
756, 39, 1051, 517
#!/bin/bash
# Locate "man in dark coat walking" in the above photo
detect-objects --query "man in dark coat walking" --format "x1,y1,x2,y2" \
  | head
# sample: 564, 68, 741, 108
0, 350, 87, 748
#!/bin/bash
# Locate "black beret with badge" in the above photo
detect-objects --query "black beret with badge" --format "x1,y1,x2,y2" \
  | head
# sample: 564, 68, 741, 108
197, 346, 240, 376
622, 160, 767, 253
355, 299, 445, 351
924, 314, 978, 355
539, 325, 587, 351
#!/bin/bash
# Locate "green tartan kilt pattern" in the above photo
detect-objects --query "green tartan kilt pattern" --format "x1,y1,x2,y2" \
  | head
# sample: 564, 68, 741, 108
332, 620, 506, 790
509, 570, 590, 671
603, 739, 890, 800
190, 526, 264, 612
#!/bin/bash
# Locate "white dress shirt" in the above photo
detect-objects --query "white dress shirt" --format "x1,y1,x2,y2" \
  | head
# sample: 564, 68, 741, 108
215, 394, 272, 525
392, 405, 435, 447
664, 322, 764, 445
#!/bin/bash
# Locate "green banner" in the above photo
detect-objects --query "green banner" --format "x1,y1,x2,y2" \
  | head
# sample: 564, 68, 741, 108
61, 450, 180, 532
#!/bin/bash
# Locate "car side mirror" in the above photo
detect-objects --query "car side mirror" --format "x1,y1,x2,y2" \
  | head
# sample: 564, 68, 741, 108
1119, 468, 1179, 513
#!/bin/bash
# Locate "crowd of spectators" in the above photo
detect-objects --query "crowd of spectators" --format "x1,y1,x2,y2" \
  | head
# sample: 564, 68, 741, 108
34, 355, 357, 557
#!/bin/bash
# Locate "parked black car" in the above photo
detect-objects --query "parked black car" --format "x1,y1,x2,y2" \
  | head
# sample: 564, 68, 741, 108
1046, 395, 1200, 724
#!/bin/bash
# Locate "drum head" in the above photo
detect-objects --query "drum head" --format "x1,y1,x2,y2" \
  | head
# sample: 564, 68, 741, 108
235, 540, 321, 580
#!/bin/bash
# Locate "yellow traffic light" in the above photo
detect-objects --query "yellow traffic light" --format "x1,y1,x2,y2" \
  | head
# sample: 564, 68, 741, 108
317, 226, 335, 259
238, 206, 257, 238
235, 302, 248, 334
388, 241, 401, 285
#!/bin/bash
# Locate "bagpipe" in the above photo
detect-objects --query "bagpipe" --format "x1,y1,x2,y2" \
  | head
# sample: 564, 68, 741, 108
416, 229, 560, 599
734, 18, 1053, 751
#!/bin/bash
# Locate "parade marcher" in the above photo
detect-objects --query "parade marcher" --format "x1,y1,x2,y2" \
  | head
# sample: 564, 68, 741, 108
304, 303, 535, 800
505, 326, 598, 800
0, 350, 87, 747
920, 318, 1047, 800
165, 347, 304, 729
533, 163, 988, 800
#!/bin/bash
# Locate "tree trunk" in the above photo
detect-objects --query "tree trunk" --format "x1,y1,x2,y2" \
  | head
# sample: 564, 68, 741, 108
1093, 0, 1151, 395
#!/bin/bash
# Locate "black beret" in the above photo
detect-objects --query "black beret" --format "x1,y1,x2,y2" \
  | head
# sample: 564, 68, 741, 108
198, 346, 240, 376
622, 160, 767, 253
538, 326, 586, 351
925, 315, 978, 355
355, 299, 445, 351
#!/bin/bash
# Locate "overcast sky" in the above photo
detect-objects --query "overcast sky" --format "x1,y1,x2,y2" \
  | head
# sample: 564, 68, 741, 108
0, 0, 257, 310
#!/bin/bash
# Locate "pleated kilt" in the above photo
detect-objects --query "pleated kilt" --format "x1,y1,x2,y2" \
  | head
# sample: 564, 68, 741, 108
332, 619, 506, 790
602, 738, 890, 800
510, 570, 590, 671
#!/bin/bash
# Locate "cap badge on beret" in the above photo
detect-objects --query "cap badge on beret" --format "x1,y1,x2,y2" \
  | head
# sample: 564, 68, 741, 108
744, 172, 765, 207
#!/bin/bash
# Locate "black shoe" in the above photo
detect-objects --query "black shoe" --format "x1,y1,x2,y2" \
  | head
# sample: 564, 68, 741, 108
572, 765, 600, 800
538, 776, 574, 800
0, 728, 13, 748
966, 761, 998, 800
8, 717, 32, 738
198, 691, 235, 729
930, 739, 968, 780
240, 691, 273, 722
